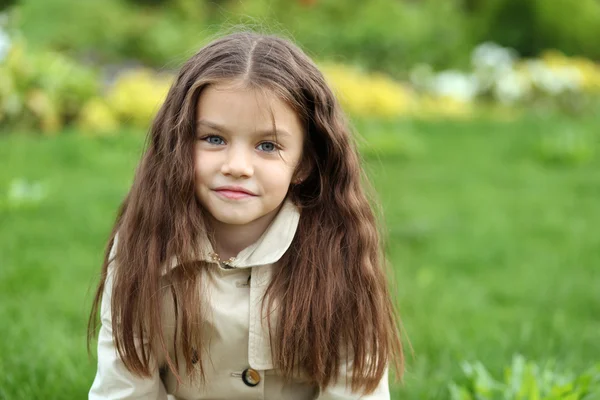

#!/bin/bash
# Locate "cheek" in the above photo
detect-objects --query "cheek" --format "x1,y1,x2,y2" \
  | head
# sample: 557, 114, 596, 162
193, 157, 204, 183
261, 165, 295, 193
194, 151, 218, 181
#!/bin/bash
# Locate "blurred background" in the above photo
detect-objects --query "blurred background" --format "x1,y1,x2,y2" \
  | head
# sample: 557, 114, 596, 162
1, 0, 599, 399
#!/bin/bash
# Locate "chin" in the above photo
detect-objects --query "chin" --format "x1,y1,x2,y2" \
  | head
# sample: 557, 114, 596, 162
209, 208, 262, 226
215, 215, 256, 225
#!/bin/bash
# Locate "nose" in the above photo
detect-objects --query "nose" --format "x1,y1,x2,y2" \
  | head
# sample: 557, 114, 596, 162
220, 144, 254, 178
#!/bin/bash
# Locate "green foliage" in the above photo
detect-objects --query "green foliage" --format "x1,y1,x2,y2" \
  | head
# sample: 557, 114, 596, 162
469, 0, 600, 59
105, 69, 172, 129
469, 0, 540, 57
10, 0, 600, 77
14, 0, 207, 66
449, 355, 600, 400
12, 0, 473, 77
14, 0, 133, 61
228, 0, 473, 77
1, 38, 100, 133
0, 0, 17, 12
127, 11, 207, 66
535, 0, 600, 59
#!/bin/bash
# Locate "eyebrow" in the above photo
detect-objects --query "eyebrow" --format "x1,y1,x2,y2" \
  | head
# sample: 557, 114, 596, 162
196, 119, 291, 137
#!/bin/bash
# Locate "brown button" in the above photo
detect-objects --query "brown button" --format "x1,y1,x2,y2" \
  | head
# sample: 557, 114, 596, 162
241, 368, 260, 387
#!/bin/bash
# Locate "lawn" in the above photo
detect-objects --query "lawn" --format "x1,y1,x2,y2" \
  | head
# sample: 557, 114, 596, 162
0, 115, 599, 399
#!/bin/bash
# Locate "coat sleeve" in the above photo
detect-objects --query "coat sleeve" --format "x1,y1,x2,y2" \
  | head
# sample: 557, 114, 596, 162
89, 240, 169, 400
315, 360, 390, 400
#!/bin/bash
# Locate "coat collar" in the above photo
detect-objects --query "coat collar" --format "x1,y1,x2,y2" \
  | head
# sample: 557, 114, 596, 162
166, 198, 301, 273
215, 199, 301, 268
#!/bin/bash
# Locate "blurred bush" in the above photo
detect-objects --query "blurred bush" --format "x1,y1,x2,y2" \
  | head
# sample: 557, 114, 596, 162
13, 0, 206, 67
0, 32, 172, 134
8, 0, 600, 78
2, 36, 598, 134
15, 0, 460, 76
105, 68, 172, 129
77, 98, 119, 135
412, 43, 600, 116
466, 0, 600, 60
231, 0, 473, 77
0, 0, 17, 12
2, 0, 600, 133
320, 63, 415, 117
0, 38, 100, 134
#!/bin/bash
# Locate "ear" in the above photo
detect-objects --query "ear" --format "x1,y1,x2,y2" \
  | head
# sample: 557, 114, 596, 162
292, 153, 314, 184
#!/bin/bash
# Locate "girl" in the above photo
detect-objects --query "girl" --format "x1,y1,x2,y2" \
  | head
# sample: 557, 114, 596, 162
88, 31, 404, 399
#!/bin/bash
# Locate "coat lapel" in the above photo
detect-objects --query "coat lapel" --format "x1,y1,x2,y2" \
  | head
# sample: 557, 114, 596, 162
245, 200, 300, 369
164, 198, 301, 370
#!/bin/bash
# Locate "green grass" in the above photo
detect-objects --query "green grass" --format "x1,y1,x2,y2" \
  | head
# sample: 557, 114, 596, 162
1, 115, 599, 399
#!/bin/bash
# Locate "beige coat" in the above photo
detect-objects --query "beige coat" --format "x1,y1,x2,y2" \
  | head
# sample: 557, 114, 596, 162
90, 200, 390, 399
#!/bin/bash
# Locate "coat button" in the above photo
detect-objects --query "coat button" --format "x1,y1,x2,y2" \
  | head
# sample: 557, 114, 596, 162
241, 368, 260, 387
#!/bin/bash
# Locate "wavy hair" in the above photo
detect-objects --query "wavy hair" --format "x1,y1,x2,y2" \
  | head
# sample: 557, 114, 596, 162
88, 31, 404, 394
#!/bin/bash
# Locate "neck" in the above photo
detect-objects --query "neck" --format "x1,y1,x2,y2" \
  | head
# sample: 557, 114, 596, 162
207, 206, 282, 261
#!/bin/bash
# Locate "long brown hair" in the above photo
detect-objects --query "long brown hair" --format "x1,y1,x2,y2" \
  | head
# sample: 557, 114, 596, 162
88, 31, 404, 394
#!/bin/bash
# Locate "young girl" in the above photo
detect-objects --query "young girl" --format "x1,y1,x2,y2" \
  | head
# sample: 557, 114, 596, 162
88, 31, 404, 399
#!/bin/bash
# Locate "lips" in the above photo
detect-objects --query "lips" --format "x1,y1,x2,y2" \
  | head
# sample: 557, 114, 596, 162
213, 186, 257, 200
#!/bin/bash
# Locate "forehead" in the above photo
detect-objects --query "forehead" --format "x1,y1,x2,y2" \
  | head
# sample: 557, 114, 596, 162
195, 82, 303, 136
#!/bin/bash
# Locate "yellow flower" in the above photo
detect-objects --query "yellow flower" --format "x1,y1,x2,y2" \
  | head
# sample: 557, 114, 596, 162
25, 89, 62, 134
107, 69, 173, 128
412, 95, 473, 120
541, 50, 600, 93
78, 98, 119, 135
320, 63, 414, 118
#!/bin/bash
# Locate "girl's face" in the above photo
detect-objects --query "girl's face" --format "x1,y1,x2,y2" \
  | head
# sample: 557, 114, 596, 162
194, 82, 304, 228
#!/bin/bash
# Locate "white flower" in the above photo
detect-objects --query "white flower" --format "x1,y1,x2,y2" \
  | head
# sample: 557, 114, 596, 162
472, 42, 517, 75
430, 70, 479, 102
471, 42, 519, 94
494, 70, 532, 104
525, 60, 583, 95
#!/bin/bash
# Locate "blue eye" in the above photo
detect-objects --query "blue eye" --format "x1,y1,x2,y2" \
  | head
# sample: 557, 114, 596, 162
257, 142, 277, 152
204, 135, 225, 145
